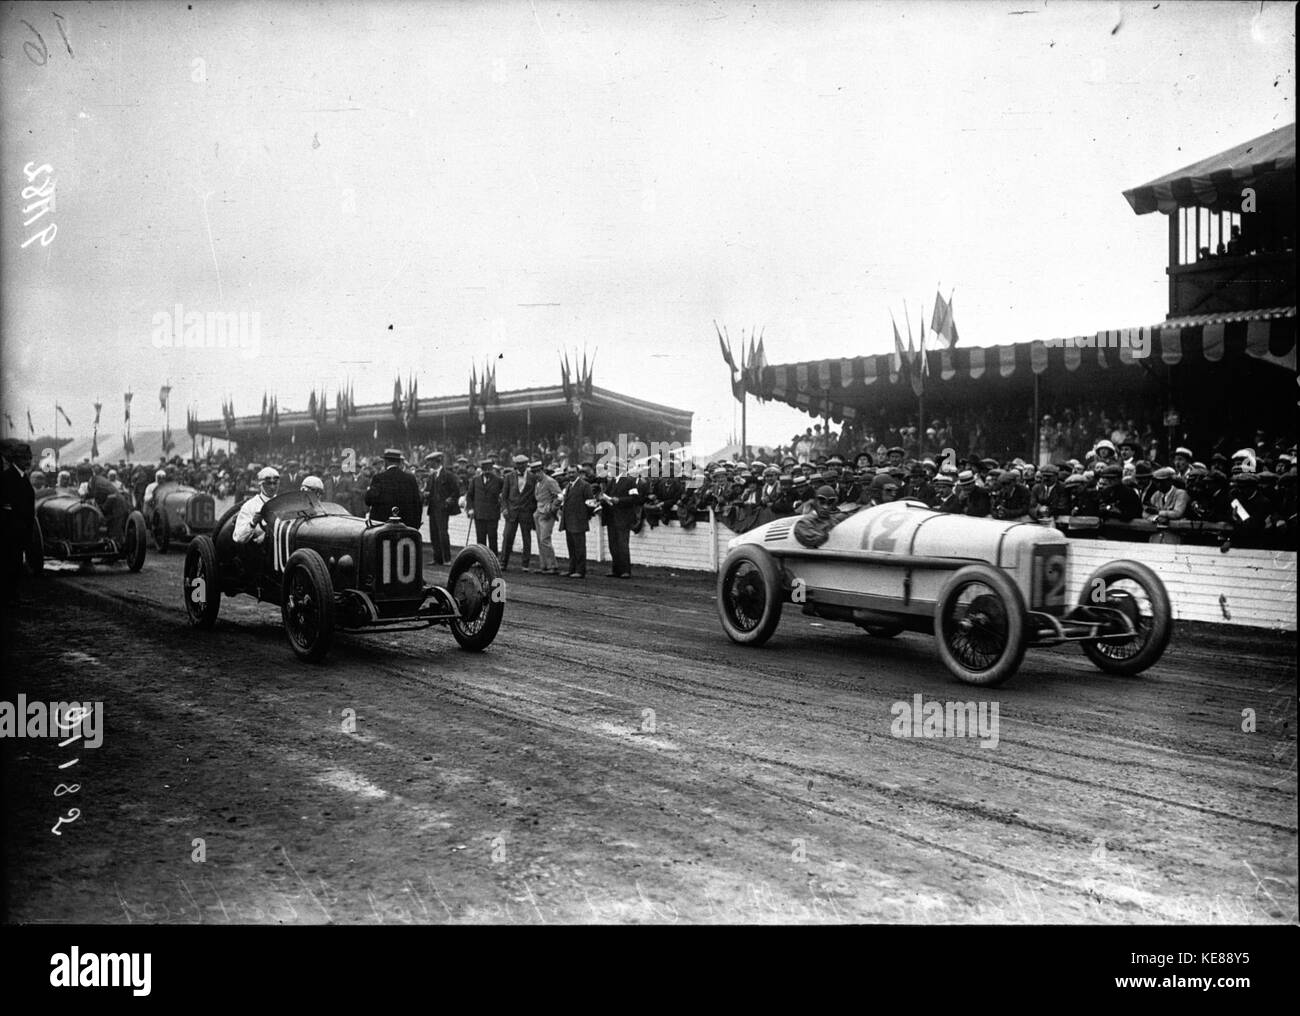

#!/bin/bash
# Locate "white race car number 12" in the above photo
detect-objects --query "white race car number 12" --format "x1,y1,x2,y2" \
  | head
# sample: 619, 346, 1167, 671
861, 511, 909, 553
381, 538, 417, 585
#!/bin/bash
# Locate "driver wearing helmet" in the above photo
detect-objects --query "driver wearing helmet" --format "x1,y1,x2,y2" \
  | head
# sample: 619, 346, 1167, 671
300, 475, 325, 507
234, 467, 280, 544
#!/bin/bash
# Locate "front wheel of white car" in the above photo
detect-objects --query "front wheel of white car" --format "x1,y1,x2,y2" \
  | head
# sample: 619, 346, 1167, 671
716, 546, 782, 646
934, 564, 1028, 687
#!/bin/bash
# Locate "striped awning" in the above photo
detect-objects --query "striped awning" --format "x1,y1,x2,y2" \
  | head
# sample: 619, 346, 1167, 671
1123, 123, 1295, 215
751, 306, 1296, 421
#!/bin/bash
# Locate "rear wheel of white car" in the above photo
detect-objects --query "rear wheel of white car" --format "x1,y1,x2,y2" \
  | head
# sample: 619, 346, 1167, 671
934, 565, 1027, 686
282, 548, 335, 662
1077, 560, 1171, 676
716, 546, 782, 646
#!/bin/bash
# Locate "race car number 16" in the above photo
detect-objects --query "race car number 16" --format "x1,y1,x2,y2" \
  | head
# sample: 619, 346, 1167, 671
382, 539, 418, 584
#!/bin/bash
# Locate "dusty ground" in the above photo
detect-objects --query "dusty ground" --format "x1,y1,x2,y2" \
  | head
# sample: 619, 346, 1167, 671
2, 543, 1295, 925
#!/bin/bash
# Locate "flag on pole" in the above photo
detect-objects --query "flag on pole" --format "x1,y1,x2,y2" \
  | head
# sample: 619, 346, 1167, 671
56, 405, 72, 427
124, 392, 132, 422
27, 410, 35, 436
94, 401, 102, 427
159, 386, 171, 411
930, 290, 960, 349
392, 376, 402, 421
891, 313, 908, 375
716, 321, 736, 372
716, 324, 745, 404
4, 413, 13, 432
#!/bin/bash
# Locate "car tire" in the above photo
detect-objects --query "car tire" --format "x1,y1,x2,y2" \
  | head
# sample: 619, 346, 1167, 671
124, 512, 148, 572
1077, 560, 1171, 676
716, 545, 783, 646
447, 544, 505, 651
281, 548, 335, 662
27, 518, 44, 575
184, 536, 221, 629
151, 510, 170, 553
934, 564, 1027, 687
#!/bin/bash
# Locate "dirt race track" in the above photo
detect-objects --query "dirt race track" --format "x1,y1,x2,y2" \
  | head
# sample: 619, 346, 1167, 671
2, 546, 1295, 925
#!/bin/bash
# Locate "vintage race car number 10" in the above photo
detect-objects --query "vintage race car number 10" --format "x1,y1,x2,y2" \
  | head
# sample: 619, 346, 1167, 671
381, 538, 418, 585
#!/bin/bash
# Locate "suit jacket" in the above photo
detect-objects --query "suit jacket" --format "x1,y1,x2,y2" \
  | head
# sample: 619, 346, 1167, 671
500, 468, 538, 523
559, 477, 594, 533
603, 475, 646, 529
364, 465, 423, 528
426, 467, 462, 518
468, 470, 504, 521
533, 472, 562, 518
1, 463, 35, 527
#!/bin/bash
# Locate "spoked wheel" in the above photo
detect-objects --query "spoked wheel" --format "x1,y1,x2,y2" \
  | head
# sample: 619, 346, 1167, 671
124, 512, 147, 572
447, 544, 504, 651
151, 511, 170, 553
716, 545, 782, 646
934, 565, 1027, 686
281, 548, 335, 661
1077, 560, 1171, 675
183, 536, 221, 629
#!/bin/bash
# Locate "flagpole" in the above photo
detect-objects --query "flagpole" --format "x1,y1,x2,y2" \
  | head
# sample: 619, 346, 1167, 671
54, 404, 58, 468
918, 301, 925, 460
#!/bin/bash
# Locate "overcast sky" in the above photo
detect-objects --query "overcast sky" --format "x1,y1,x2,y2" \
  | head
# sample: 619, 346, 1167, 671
1, 0, 1293, 453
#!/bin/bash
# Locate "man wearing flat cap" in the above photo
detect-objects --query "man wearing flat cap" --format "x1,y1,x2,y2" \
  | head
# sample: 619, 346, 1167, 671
467, 457, 503, 553
499, 454, 538, 571
365, 448, 423, 529
1095, 464, 1142, 523
424, 451, 461, 565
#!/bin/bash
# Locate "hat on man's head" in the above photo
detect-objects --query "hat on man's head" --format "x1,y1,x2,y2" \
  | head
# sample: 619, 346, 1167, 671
955, 470, 975, 487
933, 473, 954, 486
1153, 467, 1176, 480
257, 466, 280, 481
814, 485, 837, 500
513, 454, 528, 465
528, 460, 543, 470
1133, 461, 1153, 479
479, 458, 495, 468
1063, 473, 1087, 487
1099, 464, 1123, 479
382, 448, 403, 462
425, 451, 443, 462
1174, 446, 1194, 460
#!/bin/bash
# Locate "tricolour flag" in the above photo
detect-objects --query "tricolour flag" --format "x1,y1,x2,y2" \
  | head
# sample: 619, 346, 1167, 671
930, 290, 960, 349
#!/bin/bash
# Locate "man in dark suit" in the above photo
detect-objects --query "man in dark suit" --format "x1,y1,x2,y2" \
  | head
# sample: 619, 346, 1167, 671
599, 461, 646, 578
423, 451, 461, 565
558, 465, 593, 577
498, 453, 537, 572
466, 458, 503, 553
364, 448, 423, 529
